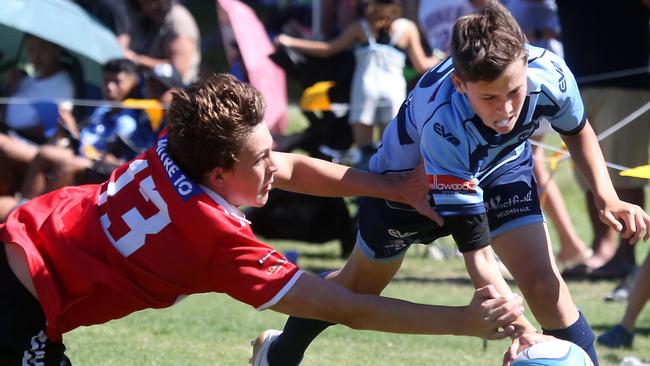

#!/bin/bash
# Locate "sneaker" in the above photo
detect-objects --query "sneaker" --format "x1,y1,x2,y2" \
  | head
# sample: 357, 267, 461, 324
250, 329, 282, 366
597, 324, 634, 348
605, 267, 639, 302
620, 356, 650, 366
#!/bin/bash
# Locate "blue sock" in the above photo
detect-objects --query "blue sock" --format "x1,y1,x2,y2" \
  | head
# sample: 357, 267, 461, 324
543, 311, 599, 366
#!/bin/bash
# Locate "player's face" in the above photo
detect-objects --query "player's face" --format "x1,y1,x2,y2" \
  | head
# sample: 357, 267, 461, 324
454, 59, 528, 134
103, 71, 137, 102
220, 123, 278, 207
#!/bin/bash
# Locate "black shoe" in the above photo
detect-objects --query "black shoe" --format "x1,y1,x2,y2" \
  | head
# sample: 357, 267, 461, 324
561, 263, 593, 279
589, 261, 636, 280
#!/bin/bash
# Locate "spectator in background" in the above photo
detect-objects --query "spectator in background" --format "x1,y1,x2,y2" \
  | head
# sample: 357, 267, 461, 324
597, 252, 650, 348
74, 0, 137, 49
0, 59, 147, 222
403, 0, 486, 57
144, 63, 184, 115
124, 0, 201, 85
0, 35, 75, 198
276, 0, 442, 168
506, 0, 592, 271
556, 0, 650, 287
312, 0, 361, 40
1, 35, 75, 144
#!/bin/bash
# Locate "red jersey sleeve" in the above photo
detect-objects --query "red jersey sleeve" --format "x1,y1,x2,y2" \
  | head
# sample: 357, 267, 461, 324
210, 226, 302, 310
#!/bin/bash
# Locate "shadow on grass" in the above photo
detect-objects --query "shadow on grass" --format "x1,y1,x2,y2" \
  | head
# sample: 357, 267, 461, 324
591, 324, 650, 337
297, 251, 347, 260
295, 265, 480, 287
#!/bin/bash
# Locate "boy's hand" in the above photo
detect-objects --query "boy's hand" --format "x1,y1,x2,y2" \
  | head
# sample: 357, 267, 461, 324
393, 161, 444, 225
598, 199, 650, 244
463, 285, 524, 340
503, 332, 557, 366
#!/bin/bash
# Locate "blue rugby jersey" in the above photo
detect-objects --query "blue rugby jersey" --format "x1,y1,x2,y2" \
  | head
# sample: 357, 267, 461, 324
370, 45, 586, 217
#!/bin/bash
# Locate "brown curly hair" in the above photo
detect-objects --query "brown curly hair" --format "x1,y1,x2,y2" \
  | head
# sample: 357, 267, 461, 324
166, 73, 265, 182
450, 0, 527, 82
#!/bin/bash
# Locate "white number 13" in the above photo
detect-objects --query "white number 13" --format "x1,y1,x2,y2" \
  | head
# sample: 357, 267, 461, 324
99, 159, 171, 256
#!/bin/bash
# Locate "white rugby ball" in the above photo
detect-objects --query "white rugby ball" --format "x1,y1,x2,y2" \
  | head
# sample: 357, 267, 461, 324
511, 339, 594, 366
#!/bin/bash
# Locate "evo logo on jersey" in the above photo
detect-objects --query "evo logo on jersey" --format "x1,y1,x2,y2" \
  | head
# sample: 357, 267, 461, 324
428, 175, 476, 193
551, 60, 566, 92
388, 229, 417, 239
433, 123, 460, 146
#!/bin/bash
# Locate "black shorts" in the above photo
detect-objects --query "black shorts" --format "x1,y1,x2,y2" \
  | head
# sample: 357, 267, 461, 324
357, 146, 543, 260
0, 242, 71, 365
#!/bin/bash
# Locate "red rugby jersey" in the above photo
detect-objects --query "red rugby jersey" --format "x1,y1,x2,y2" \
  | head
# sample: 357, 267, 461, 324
0, 137, 301, 342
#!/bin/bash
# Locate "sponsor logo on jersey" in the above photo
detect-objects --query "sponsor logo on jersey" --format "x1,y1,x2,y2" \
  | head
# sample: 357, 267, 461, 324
551, 60, 566, 92
428, 175, 476, 194
385, 239, 410, 255
485, 190, 534, 219
258, 249, 278, 265
266, 261, 287, 275
258, 250, 288, 275
433, 123, 460, 146
388, 229, 417, 239
155, 138, 201, 200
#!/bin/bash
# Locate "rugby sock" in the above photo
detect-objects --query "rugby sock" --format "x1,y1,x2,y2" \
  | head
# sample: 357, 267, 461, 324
267, 316, 334, 366
267, 270, 337, 366
543, 311, 599, 366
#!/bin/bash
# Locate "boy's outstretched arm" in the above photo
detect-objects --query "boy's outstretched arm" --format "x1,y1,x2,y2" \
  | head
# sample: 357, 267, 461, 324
270, 273, 524, 340
561, 121, 650, 244
272, 152, 443, 225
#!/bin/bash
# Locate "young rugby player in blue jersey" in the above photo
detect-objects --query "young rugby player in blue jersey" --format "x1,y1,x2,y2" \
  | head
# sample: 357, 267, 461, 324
252, 2, 650, 365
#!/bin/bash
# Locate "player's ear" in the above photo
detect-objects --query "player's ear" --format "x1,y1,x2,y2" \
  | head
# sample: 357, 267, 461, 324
203, 166, 229, 188
451, 73, 466, 94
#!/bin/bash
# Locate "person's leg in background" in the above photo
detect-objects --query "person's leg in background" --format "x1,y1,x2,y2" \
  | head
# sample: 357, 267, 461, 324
598, 251, 650, 348
572, 87, 650, 281
531, 131, 591, 269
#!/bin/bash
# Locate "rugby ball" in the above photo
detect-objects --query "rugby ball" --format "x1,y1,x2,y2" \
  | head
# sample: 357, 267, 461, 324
511, 339, 594, 366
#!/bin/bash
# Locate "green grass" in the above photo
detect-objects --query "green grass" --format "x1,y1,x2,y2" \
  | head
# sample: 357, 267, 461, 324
64, 121, 650, 365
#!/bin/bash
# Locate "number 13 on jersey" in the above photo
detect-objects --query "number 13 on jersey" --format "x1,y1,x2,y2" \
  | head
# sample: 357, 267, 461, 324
98, 159, 172, 257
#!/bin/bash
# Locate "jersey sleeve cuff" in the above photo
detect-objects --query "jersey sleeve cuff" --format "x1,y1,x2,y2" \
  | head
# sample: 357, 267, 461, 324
256, 270, 304, 311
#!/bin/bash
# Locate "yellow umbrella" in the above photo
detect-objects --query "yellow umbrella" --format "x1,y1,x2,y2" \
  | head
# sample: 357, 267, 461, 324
620, 165, 650, 180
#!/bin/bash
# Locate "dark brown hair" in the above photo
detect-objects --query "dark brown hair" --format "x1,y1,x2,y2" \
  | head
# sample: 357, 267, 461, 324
365, 0, 402, 32
166, 73, 265, 181
450, 0, 527, 82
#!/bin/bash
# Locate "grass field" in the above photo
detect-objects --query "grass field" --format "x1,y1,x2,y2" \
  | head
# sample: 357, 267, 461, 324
64, 111, 650, 365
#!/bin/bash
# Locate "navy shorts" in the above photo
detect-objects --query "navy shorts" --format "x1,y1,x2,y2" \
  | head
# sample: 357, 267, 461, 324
357, 146, 544, 260
0, 243, 71, 366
